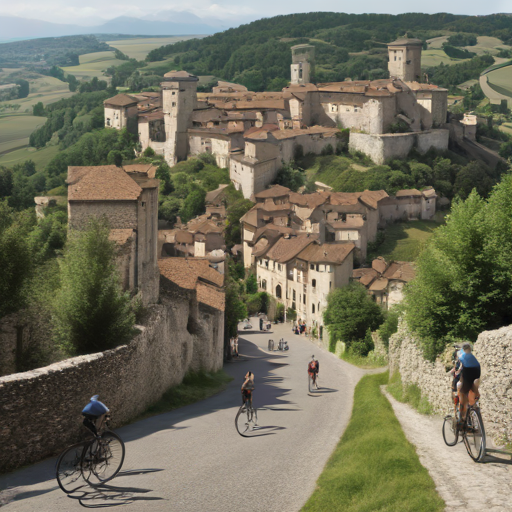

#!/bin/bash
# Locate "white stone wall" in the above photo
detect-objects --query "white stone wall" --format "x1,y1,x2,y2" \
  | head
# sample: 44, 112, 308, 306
389, 320, 512, 444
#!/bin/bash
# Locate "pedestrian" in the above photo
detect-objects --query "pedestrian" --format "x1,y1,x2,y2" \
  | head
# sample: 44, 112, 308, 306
234, 336, 239, 357
230, 337, 234, 357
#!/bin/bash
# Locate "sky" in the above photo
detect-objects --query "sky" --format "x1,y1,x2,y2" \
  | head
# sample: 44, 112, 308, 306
1, 0, 511, 26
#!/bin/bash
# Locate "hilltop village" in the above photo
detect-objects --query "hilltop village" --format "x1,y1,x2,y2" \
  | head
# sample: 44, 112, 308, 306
103, 39, 451, 198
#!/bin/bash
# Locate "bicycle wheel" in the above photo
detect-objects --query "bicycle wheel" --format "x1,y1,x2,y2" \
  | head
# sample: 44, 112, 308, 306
442, 415, 459, 446
56, 441, 89, 493
81, 431, 125, 485
308, 374, 314, 393
235, 403, 250, 435
464, 408, 486, 462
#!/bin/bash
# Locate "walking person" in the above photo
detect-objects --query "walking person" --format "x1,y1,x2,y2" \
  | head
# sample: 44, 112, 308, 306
234, 336, 239, 357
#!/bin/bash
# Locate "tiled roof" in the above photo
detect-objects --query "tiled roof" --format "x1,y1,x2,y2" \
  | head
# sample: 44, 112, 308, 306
396, 189, 422, 197
369, 277, 389, 291
289, 191, 330, 209
383, 261, 416, 282
104, 93, 138, 107
328, 216, 365, 229
271, 126, 338, 140
254, 185, 291, 199
387, 38, 423, 46
123, 164, 158, 179
422, 187, 437, 198
175, 231, 194, 244
265, 234, 317, 263
358, 190, 389, 209
240, 209, 259, 227
372, 257, 388, 274
297, 242, 355, 265
163, 70, 198, 80
68, 166, 142, 201
109, 229, 135, 246
205, 184, 229, 204
158, 257, 224, 310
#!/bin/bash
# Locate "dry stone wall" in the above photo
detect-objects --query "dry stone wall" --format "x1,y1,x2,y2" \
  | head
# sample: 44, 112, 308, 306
389, 320, 512, 444
0, 287, 224, 473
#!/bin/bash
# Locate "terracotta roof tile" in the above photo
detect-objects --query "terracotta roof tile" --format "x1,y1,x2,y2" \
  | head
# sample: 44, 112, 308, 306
123, 164, 158, 179
383, 261, 415, 282
328, 216, 365, 229
265, 234, 317, 263
104, 93, 138, 107
372, 257, 388, 274
289, 191, 330, 209
68, 166, 142, 201
396, 189, 422, 197
196, 282, 225, 311
369, 277, 389, 291
254, 185, 291, 199
297, 242, 355, 264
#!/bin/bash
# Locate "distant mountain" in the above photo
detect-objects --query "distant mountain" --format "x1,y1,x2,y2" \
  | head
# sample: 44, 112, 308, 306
0, 14, 218, 43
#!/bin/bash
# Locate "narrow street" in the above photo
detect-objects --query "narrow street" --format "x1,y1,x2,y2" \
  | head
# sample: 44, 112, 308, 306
0, 319, 371, 511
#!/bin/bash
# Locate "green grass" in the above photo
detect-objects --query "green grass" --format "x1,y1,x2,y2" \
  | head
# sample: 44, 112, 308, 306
372, 219, 442, 262
62, 51, 126, 81
302, 372, 444, 512
107, 36, 199, 61
422, 49, 469, 67
486, 65, 512, 98
0, 144, 59, 170
303, 153, 371, 187
134, 370, 233, 422
388, 371, 433, 415
500, 123, 512, 136
334, 341, 387, 369
0, 114, 46, 154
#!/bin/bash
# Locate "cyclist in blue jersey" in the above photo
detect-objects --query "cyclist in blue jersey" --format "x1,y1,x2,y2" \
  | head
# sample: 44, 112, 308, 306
82, 395, 109, 435
456, 342, 481, 426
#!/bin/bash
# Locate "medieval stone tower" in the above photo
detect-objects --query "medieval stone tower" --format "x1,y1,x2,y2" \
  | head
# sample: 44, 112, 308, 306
162, 70, 199, 165
290, 44, 315, 85
387, 38, 423, 82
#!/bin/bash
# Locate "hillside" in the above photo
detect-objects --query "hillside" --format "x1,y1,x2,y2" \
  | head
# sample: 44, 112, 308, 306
145, 13, 512, 90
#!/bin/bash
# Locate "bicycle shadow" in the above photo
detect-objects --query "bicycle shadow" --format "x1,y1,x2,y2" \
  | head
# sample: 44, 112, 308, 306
314, 387, 339, 394
67, 469, 165, 508
482, 453, 512, 465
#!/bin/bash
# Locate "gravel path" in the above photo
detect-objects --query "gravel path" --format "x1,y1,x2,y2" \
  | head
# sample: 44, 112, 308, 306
382, 387, 512, 512
0, 320, 375, 511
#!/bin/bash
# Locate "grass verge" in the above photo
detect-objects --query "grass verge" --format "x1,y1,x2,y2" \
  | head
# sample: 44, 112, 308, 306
134, 370, 233, 422
387, 371, 433, 415
334, 341, 387, 369
302, 372, 444, 512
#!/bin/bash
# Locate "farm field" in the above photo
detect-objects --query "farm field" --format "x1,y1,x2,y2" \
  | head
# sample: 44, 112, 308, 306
500, 123, 512, 136
107, 36, 200, 61
62, 51, 125, 81
0, 145, 59, 170
462, 36, 512, 56
421, 49, 469, 67
486, 65, 512, 98
0, 114, 46, 154
1, 76, 74, 114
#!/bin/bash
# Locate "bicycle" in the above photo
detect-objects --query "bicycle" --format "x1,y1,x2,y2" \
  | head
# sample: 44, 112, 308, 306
235, 399, 258, 436
442, 391, 486, 462
56, 413, 126, 493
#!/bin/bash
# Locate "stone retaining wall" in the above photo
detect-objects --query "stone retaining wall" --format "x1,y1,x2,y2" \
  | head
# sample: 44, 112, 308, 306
389, 320, 512, 444
0, 285, 224, 473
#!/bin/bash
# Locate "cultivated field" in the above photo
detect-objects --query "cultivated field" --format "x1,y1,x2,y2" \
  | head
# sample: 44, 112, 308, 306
0, 114, 46, 154
463, 36, 512, 56
62, 51, 125, 81
107, 36, 199, 61
0, 145, 59, 170
421, 49, 470, 67
486, 65, 512, 98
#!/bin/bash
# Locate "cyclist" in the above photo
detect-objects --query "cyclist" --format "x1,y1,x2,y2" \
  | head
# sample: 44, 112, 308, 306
308, 355, 319, 388
456, 342, 481, 427
82, 395, 109, 435
449, 347, 461, 417
241, 372, 255, 407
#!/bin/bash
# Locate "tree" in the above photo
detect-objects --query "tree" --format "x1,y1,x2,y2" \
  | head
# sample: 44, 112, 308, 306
67, 74, 79, 92
0, 202, 34, 317
180, 187, 206, 222
224, 260, 248, 359
107, 150, 123, 167
33, 102, 45, 117
323, 283, 384, 352
225, 196, 253, 249
405, 177, 512, 360
53, 218, 135, 355
16, 79, 29, 99
246, 273, 258, 294
499, 141, 512, 160
274, 162, 305, 192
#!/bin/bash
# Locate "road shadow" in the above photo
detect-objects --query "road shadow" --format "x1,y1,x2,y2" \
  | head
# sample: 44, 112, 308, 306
482, 452, 512, 465
315, 387, 339, 394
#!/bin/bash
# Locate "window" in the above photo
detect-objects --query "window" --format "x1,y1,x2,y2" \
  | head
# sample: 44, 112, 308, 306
172, 102, 176, 107
394, 56, 397, 61
262, 279, 267, 290
303, 294, 306, 304
318, 302, 321, 312
310, 264, 314, 270
276, 284, 282, 299
278, 264, 282, 271
329, 282, 332, 289
172, 91, 176, 95
106, 118, 111, 126
299, 68, 303, 79
293, 290, 296, 300
141, 202, 146, 207
316, 264, 320, 272
312, 279, 316, 288
312, 304, 315, 314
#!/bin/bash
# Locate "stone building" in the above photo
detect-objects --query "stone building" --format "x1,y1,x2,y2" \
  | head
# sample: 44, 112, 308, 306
353, 257, 415, 308
67, 164, 160, 305
255, 232, 355, 336
104, 38, 449, 199
104, 94, 139, 131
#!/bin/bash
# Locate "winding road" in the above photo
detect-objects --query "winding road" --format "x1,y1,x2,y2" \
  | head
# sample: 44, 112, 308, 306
0, 319, 371, 511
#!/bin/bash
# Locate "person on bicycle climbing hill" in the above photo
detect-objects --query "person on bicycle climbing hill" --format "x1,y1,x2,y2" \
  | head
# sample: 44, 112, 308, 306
456, 342, 481, 426
449, 347, 462, 417
241, 372, 255, 407
308, 355, 319, 382
82, 395, 109, 435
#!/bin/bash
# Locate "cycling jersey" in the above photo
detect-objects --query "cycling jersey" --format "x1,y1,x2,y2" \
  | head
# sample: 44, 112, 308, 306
82, 396, 109, 418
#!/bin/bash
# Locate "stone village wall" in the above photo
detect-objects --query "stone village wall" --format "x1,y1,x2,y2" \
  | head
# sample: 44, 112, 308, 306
0, 283, 224, 473
389, 320, 512, 445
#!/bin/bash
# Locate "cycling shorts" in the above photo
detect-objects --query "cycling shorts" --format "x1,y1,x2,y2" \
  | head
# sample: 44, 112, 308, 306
460, 366, 480, 395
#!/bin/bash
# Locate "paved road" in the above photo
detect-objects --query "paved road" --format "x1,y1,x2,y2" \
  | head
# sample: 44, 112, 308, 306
0, 320, 370, 511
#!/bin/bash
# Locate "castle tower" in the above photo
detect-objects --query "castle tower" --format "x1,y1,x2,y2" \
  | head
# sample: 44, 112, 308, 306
161, 70, 199, 165
387, 38, 423, 82
290, 44, 315, 85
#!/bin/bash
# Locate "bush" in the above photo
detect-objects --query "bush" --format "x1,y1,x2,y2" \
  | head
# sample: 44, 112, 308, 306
286, 307, 297, 322
378, 307, 400, 347
246, 273, 258, 294
143, 147, 155, 157
245, 293, 262, 316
